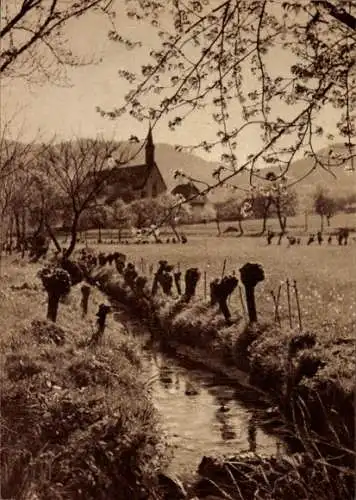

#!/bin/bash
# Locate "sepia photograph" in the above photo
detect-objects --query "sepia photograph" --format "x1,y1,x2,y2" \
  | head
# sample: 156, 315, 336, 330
0, 1, 355, 499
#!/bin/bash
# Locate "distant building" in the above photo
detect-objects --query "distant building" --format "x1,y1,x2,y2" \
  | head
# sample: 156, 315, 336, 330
171, 181, 209, 218
105, 124, 167, 203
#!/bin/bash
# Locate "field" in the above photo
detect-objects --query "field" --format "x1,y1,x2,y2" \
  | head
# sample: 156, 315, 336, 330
83, 231, 356, 337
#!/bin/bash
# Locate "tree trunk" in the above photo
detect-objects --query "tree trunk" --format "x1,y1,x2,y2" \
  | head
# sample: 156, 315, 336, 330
46, 222, 62, 252
257, 198, 271, 236
245, 285, 257, 323
47, 291, 61, 322
98, 225, 102, 244
64, 214, 80, 258
21, 209, 26, 258
33, 210, 45, 238
326, 215, 331, 227
276, 204, 287, 241
170, 222, 181, 242
320, 215, 324, 233
216, 218, 221, 237
14, 212, 21, 250
8, 216, 14, 254
260, 214, 268, 235
304, 212, 308, 232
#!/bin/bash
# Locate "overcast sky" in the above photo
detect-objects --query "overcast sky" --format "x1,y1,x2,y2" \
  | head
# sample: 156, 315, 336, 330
1, 1, 340, 163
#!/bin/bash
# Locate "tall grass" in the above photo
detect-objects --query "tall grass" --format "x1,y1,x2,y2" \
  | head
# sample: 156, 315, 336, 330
0, 258, 169, 500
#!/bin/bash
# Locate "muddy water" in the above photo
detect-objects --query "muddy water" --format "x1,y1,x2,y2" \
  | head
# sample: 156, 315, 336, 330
140, 346, 288, 476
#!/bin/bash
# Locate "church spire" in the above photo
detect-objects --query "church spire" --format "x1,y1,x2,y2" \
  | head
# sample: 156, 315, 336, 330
145, 121, 155, 167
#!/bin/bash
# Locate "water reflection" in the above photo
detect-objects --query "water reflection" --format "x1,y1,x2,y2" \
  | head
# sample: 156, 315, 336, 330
159, 364, 174, 389
141, 349, 288, 475
214, 393, 237, 442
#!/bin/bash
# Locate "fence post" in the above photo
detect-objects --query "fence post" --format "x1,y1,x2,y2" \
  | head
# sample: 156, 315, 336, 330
286, 279, 293, 328
221, 258, 227, 279
293, 280, 302, 331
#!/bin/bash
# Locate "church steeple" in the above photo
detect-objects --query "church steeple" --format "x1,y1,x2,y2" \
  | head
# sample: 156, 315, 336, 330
145, 122, 155, 168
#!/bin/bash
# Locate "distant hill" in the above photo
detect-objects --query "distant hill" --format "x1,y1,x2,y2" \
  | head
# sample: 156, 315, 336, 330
120, 141, 355, 203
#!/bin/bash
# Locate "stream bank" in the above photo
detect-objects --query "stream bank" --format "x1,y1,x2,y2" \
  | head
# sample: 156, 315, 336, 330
90, 265, 354, 456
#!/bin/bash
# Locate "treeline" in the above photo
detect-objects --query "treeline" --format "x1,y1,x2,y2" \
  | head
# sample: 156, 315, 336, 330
1, 138, 355, 259
214, 182, 356, 235
0, 138, 198, 258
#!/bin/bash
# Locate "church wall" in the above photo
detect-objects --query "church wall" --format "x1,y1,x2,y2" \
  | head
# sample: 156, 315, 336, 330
144, 165, 167, 198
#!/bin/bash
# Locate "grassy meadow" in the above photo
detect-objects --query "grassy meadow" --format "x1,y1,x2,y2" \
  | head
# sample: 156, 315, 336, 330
84, 231, 356, 337
0, 257, 168, 499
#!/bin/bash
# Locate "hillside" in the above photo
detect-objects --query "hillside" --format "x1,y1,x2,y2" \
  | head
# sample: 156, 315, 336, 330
120, 140, 356, 202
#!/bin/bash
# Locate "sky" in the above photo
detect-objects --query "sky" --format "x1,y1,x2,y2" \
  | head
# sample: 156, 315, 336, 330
1, 1, 342, 163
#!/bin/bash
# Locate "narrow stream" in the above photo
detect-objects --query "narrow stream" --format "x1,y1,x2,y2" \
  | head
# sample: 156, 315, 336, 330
141, 349, 288, 476
114, 310, 289, 477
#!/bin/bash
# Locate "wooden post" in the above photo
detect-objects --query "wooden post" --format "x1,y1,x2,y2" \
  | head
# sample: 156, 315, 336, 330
270, 285, 282, 326
293, 280, 302, 331
221, 258, 227, 279
286, 279, 293, 328
204, 270, 207, 300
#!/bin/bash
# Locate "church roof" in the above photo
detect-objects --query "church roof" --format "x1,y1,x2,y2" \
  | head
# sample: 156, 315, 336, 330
110, 162, 152, 191
172, 182, 207, 205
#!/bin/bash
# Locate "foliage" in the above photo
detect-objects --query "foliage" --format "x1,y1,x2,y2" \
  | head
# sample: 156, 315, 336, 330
110, 198, 135, 229
79, 204, 112, 232
191, 202, 217, 223
130, 193, 191, 229
251, 172, 298, 232
215, 196, 247, 221
312, 185, 338, 224
102, 0, 356, 194
194, 451, 354, 500
38, 266, 72, 294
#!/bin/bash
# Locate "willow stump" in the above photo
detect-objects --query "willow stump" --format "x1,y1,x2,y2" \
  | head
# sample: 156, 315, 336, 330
80, 284, 91, 318
210, 276, 238, 324
239, 263, 264, 323
89, 304, 111, 346
38, 267, 72, 323
184, 268, 201, 303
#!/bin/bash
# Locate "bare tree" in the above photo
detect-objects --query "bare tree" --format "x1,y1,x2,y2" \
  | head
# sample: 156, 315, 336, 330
39, 137, 129, 257
0, 120, 47, 254
0, 0, 115, 81
102, 0, 355, 196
